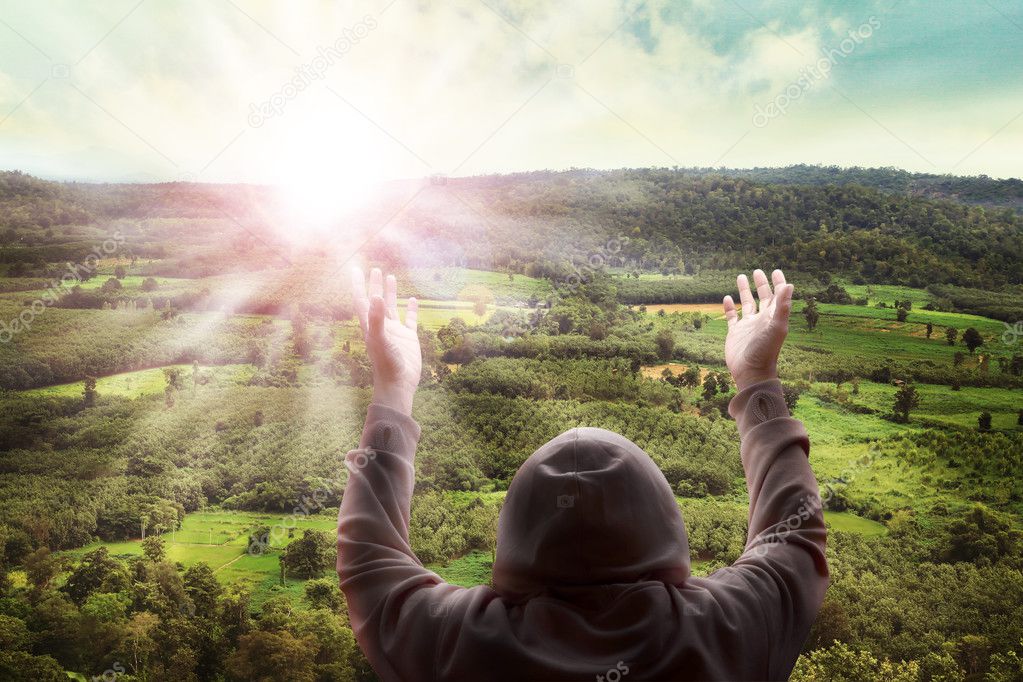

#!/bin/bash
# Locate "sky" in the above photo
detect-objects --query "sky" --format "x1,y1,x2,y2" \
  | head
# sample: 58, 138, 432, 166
1, 0, 1021, 186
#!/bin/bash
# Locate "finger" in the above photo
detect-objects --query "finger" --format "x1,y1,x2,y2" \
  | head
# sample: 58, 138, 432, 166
773, 284, 793, 326
722, 295, 738, 328
385, 274, 398, 319
772, 269, 786, 288
351, 267, 369, 333
753, 269, 772, 305
369, 295, 385, 338
369, 268, 383, 300
405, 297, 418, 330
737, 274, 756, 316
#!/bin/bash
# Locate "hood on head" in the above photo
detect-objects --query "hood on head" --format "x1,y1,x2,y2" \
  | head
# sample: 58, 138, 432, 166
492, 427, 690, 601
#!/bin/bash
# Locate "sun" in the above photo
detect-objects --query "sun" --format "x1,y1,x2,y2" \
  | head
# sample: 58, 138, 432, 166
267, 118, 385, 241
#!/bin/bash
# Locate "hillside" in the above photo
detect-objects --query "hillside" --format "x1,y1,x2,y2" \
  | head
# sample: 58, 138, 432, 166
0, 167, 1021, 680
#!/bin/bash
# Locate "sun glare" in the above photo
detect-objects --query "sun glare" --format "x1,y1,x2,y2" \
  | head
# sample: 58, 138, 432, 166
269, 121, 385, 241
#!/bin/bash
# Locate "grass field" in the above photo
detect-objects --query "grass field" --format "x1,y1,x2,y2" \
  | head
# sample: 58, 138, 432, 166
826, 510, 887, 536
64, 510, 341, 610
837, 282, 934, 308
22, 363, 254, 399
639, 288, 1018, 373
75, 275, 187, 291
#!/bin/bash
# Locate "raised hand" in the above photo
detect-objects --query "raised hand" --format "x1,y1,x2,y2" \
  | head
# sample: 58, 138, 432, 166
722, 269, 794, 391
351, 267, 422, 415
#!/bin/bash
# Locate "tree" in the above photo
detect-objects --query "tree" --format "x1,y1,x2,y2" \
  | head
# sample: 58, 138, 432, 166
680, 365, 701, 389
163, 367, 182, 408
227, 630, 318, 682
803, 297, 819, 331
114, 264, 126, 279
655, 328, 675, 361
140, 277, 158, 291
946, 327, 958, 346
782, 384, 802, 411
962, 327, 983, 354
943, 504, 1021, 563
790, 641, 921, 682
281, 530, 334, 579
62, 547, 125, 606
184, 563, 222, 618
926, 322, 933, 338
304, 577, 344, 612
83, 375, 97, 407
892, 382, 919, 423
978, 412, 992, 432
142, 535, 166, 562
895, 306, 908, 323
701, 373, 718, 401
123, 611, 159, 678
23, 547, 63, 593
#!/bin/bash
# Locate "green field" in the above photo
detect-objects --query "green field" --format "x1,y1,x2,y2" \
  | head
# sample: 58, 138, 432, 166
22, 363, 254, 398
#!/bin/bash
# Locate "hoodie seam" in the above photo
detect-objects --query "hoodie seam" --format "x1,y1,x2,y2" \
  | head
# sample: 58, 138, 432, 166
571, 428, 581, 570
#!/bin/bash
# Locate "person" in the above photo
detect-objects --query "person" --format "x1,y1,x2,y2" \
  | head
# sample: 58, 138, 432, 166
338, 266, 828, 681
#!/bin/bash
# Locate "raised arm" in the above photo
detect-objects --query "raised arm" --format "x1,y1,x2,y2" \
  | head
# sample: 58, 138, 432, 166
717, 269, 829, 679
338, 267, 464, 681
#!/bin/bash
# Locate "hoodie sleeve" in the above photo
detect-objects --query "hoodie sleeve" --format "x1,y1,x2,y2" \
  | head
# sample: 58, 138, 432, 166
337, 403, 467, 682
714, 378, 830, 680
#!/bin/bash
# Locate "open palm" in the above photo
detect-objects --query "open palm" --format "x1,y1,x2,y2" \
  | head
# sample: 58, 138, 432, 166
722, 269, 794, 391
351, 267, 422, 395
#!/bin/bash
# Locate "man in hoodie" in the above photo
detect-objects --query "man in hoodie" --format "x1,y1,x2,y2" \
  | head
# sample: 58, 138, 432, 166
338, 266, 828, 681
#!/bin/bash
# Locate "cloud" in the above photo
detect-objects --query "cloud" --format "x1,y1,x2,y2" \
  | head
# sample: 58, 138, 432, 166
0, 0, 1018, 181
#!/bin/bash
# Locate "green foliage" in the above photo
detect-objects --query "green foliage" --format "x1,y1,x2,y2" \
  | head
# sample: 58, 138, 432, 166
791, 642, 922, 682
892, 382, 920, 423
141, 535, 165, 562
942, 505, 1021, 565
803, 297, 820, 330
0, 167, 1021, 678
280, 530, 334, 579
963, 327, 984, 354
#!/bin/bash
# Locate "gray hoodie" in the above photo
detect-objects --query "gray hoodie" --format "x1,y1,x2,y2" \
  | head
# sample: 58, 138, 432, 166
338, 378, 829, 681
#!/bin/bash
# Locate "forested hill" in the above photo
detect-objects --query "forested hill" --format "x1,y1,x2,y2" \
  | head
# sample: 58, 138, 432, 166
2, 167, 1022, 290
450, 168, 1022, 289
706, 164, 1023, 211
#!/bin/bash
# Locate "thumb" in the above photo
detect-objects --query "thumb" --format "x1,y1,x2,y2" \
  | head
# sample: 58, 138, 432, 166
369, 295, 385, 339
